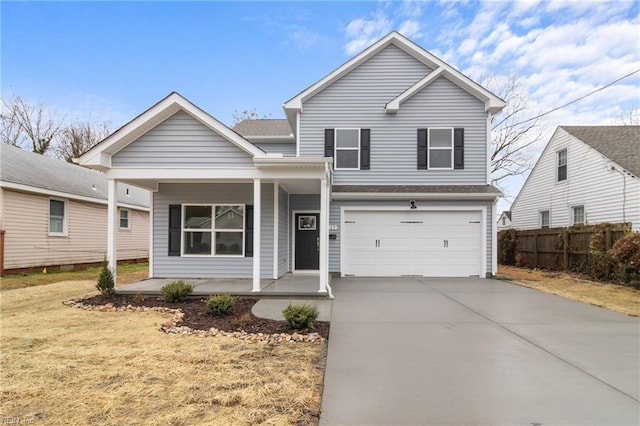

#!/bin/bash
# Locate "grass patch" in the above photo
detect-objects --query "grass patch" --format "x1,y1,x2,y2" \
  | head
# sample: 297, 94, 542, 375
0, 280, 326, 424
0, 263, 149, 290
499, 265, 640, 316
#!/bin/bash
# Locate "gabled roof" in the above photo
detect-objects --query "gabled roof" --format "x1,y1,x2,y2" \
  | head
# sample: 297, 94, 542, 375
78, 92, 265, 170
0, 144, 149, 208
499, 211, 512, 220
283, 31, 506, 118
233, 119, 293, 138
561, 125, 639, 176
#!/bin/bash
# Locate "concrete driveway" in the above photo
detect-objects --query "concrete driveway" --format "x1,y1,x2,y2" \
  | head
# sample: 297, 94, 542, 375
320, 277, 640, 425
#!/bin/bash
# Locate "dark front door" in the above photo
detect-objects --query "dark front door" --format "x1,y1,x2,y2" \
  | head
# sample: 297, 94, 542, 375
295, 213, 320, 270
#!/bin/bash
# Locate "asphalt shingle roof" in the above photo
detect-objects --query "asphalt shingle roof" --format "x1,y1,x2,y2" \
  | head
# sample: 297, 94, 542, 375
0, 144, 149, 208
232, 119, 293, 137
561, 125, 640, 176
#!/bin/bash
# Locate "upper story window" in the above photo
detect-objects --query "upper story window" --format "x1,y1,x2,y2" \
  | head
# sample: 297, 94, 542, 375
557, 149, 567, 182
428, 128, 454, 169
335, 129, 360, 170
119, 209, 130, 229
572, 205, 584, 225
325, 128, 370, 170
49, 198, 67, 236
418, 128, 464, 170
502, 217, 506, 226
182, 204, 245, 256
540, 210, 550, 228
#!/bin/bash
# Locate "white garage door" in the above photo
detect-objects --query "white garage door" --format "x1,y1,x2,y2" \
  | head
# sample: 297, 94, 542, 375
342, 210, 483, 277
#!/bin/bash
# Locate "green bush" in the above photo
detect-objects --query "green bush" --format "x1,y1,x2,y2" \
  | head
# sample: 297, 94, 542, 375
96, 258, 115, 296
282, 304, 319, 330
206, 294, 235, 315
160, 280, 193, 302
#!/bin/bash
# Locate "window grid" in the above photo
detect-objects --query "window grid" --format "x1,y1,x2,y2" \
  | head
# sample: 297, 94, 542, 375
181, 204, 245, 257
540, 210, 550, 228
557, 149, 567, 182
572, 206, 584, 225
49, 198, 67, 236
119, 209, 130, 229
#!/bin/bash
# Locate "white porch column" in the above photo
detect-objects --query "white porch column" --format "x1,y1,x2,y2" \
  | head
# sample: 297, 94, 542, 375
107, 179, 118, 286
273, 181, 279, 279
319, 178, 329, 293
252, 179, 262, 292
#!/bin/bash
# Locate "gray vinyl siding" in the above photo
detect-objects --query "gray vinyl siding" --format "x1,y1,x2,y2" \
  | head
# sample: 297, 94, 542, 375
254, 141, 296, 156
329, 200, 494, 274
113, 111, 253, 167
511, 128, 640, 231
278, 185, 289, 276
299, 44, 488, 185
152, 183, 274, 278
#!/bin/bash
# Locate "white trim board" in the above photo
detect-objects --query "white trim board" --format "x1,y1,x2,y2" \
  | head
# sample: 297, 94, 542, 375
291, 209, 321, 274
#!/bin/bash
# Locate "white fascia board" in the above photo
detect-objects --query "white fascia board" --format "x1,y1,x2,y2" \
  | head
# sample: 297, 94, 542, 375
331, 192, 502, 201
0, 181, 150, 211
78, 92, 265, 169
386, 68, 444, 113
246, 135, 295, 141
253, 157, 333, 166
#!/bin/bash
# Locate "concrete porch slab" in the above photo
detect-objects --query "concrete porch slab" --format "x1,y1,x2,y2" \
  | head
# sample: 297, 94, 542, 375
115, 273, 328, 298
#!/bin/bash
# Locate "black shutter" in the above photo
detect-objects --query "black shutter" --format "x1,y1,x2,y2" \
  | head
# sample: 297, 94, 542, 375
360, 129, 370, 170
417, 128, 428, 170
324, 129, 335, 158
454, 128, 464, 170
245, 205, 254, 257
168, 204, 181, 256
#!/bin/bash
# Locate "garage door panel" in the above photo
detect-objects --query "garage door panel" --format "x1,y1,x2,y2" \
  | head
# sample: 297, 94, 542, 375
343, 210, 483, 278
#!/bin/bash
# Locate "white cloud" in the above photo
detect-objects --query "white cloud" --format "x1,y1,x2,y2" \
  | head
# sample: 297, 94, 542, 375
287, 25, 320, 51
344, 12, 392, 54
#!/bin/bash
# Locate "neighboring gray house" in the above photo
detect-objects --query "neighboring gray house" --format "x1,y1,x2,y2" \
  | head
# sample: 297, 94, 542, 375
0, 144, 150, 275
510, 126, 640, 231
78, 31, 506, 293
497, 210, 512, 230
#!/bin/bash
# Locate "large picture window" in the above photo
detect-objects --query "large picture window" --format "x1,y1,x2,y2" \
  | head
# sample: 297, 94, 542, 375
335, 128, 360, 170
182, 204, 244, 256
428, 128, 453, 169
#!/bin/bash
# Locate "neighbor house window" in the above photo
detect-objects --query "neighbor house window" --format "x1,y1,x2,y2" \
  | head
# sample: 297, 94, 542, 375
334, 128, 360, 170
182, 204, 244, 256
572, 205, 584, 225
119, 209, 130, 229
557, 149, 567, 182
428, 128, 453, 169
540, 210, 550, 228
49, 198, 67, 235
502, 217, 506, 226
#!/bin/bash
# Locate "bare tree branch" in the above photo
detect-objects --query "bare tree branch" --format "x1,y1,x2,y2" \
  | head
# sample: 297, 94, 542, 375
56, 121, 112, 162
484, 74, 545, 188
231, 108, 271, 126
0, 95, 63, 154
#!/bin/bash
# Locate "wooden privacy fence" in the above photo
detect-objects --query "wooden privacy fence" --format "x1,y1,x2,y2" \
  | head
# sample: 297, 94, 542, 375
498, 225, 629, 271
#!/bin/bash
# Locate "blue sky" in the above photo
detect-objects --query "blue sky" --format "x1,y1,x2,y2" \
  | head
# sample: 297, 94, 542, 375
2, 1, 639, 212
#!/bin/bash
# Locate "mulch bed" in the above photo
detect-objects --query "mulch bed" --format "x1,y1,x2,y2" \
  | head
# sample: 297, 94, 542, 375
81, 294, 330, 338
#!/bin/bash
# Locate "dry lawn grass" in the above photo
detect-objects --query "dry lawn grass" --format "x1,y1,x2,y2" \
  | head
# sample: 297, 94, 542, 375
498, 265, 640, 316
0, 262, 149, 290
0, 280, 326, 425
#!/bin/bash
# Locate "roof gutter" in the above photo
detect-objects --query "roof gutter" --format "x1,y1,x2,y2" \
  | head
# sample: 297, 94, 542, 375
331, 191, 502, 201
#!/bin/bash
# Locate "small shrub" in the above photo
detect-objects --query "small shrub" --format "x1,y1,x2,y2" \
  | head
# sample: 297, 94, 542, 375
232, 313, 253, 329
132, 293, 147, 304
96, 258, 115, 296
610, 233, 640, 284
282, 304, 319, 330
160, 280, 193, 302
206, 294, 235, 315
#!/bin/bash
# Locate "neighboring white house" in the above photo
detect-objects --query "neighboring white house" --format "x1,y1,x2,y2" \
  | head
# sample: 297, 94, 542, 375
0, 144, 150, 275
497, 211, 512, 230
510, 126, 639, 231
